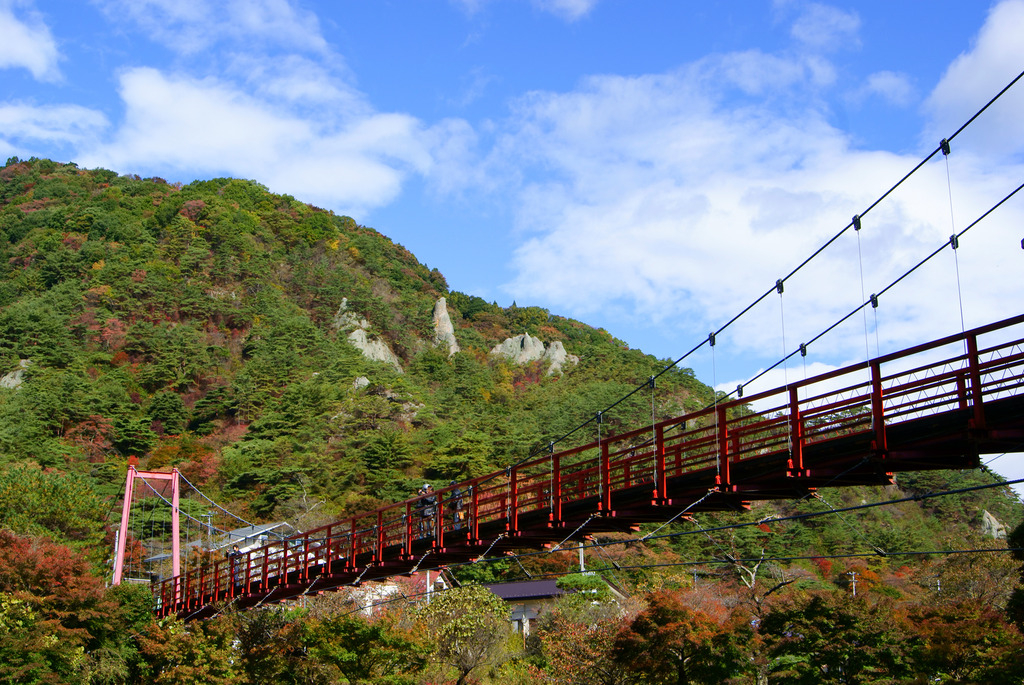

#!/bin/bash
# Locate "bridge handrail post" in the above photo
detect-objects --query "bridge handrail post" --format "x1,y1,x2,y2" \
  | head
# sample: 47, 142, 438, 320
600, 440, 612, 512
967, 333, 986, 429
470, 484, 480, 540
302, 534, 311, 583
509, 466, 519, 532
551, 456, 562, 522
655, 424, 666, 501
434, 490, 444, 544
788, 386, 804, 474
261, 547, 269, 589
376, 512, 385, 563
716, 405, 731, 486
348, 518, 358, 569
405, 503, 414, 556
870, 360, 887, 453
243, 550, 251, 592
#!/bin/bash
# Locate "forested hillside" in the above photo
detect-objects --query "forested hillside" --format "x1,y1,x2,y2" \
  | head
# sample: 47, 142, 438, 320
0, 157, 711, 517
1, 157, 1023, 684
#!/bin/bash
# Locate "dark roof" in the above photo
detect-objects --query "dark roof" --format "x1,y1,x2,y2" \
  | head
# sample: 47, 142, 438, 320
484, 580, 567, 601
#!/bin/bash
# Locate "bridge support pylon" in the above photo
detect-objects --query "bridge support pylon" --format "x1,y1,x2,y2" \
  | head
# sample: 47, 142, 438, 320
112, 462, 181, 588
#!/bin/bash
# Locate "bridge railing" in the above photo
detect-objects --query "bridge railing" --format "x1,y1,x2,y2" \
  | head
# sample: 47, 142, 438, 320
979, 338, 1024, 403
155, 314, 1024, 615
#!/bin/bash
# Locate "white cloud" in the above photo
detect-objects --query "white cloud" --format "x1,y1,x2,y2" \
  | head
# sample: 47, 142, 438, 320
452, 0, 598, 21
0, 103, 108, 145
226, 53, 365, 114
789, 2, 860, 51
532, 0, 598, 22
0, 0, 60, 81
924, 0, 1024, 159
95, 0, 329, 55
854, 71, 915, 107
78, 68, 439, 215
490, 49, 1024, 380
708, 50, 814, 95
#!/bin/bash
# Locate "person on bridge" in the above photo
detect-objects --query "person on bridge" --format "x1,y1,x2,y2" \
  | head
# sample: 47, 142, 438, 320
448, 481, 466, 531
228, 544, 242, 586
419, 484, 437, 537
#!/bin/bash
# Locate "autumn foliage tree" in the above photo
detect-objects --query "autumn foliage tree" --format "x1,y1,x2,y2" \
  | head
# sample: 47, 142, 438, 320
760, 592, 915, 684
612, 589, 737, 685
535, 575, 639, 685
907, 600, 1024, 683
0, 531, 115, 683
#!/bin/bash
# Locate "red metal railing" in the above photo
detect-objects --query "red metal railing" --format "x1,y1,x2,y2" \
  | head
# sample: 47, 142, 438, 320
155, 314, 1024, 617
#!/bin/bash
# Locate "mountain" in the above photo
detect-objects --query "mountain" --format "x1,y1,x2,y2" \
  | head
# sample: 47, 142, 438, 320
0, 156, 713, 523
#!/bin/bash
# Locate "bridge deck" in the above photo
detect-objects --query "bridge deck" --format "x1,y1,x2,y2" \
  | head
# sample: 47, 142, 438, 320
155, 314, 1024, 619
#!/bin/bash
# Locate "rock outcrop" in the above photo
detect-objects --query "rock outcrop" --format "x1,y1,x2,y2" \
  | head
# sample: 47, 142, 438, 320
981, 509, 1008, 539
491, 333, 547, 365
334, 299, 403, 373
0, 360, 31, 389
332, 298, 369, 332
542, 340, 579, 376
432, 297, 460, 357
347, 329, 403, 373
490, 334, 578, 375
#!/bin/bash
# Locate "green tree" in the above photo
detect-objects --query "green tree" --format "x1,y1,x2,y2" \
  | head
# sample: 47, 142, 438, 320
302, 612, 426, 684
0, 464, 105, 549
417, 585, 510, 685
361, 428, 413, 473
760, 592, 915, 684
147, 390, 189, 436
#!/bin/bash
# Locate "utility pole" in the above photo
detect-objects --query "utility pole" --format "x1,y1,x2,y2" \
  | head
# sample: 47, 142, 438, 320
847, 571, 858, 597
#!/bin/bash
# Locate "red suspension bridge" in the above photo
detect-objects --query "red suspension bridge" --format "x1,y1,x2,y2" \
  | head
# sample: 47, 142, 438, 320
130, 313, 1024, 619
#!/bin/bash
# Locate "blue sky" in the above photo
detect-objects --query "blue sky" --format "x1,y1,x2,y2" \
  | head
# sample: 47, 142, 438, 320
3, 1, 1024, 489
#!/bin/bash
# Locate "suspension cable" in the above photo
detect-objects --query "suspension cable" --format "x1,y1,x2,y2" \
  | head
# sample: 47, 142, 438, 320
854, 213, 872, 361
177, 471, 256, 529
135, 475, 234, 535
722, 179, 1024, 402
942, 138, 968, 343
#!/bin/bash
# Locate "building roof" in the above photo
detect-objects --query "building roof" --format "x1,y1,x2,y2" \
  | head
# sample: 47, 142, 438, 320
209, 522, 294, 551
484, 579, 567, 601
